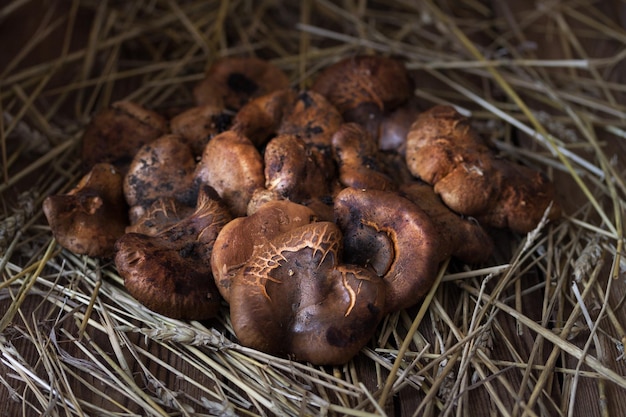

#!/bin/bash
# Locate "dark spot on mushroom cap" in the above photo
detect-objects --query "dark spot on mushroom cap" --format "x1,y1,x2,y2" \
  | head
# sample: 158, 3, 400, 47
227, 72, 259, 95
297, 91, 315, 108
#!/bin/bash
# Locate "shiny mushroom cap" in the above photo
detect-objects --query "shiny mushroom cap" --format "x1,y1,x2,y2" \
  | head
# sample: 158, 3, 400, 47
211, 200, 317, 302
331, 123, 396, 191
400, 181, 494, 263
334, 187, 443, 313
115, 185, 231, 320
229, 221, 386, 365
43, 163, 128, 258
194, 130, 265, 218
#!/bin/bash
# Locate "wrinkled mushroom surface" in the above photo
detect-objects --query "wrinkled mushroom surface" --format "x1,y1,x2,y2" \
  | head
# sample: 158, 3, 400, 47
406, 105, 561, 233
43, 163, 128, 258
115, 186, 231, 320
211, 200, 317, 302
125, 197, 195, 236
229, 221, 386, 365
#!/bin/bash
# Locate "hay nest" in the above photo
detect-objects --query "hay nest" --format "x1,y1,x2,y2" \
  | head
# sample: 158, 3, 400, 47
1, 1, 625, 416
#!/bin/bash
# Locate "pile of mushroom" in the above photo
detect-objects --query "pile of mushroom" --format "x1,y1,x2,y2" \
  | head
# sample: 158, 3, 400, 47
43, 55, 561, 365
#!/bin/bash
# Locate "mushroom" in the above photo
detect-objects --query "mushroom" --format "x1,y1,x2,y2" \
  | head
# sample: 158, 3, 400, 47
264, 134, 335, 205
125, 197, 195, 236
43, 163, 128, 258
211, 200, 318, 302
331, 123, 396, 191
124, 134, 198, 223
311, 55, 413, 142
277, 90, 343, 149
169, 104, 232, 156
333, 187, 443, 313
193, 57, 290, 111
399, 181, 494, 263
81, 101, 168, 173
231, 88, 343, 150
194, 130, 264, 217
230, 88, 295, 147
114, 185, 231, 320
378, 98, 421, 155
405, 105, 561, 233
228, 221, 386, 365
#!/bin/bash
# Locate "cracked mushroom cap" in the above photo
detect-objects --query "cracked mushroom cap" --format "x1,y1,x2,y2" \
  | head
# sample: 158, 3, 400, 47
193, 57, 290, 111
43, 163, 128, 258
334, 187, 443, 313
211, 200, 318, 302
229, 221, 386, 365
194, 130, 265, 218
124, 134, 198, 222
115, 186, 231, 320
125, 197, 195, 236
81, 101, 168, 173
406, 105, 561, 233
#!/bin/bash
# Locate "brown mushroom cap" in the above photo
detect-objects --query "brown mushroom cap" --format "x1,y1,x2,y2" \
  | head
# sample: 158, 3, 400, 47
277, 90, 343, 149
231, 88, 343, 150
331, 123, 396, 191
405, 105, 561, 233
193, 57, 290, 111
399, 181, 494, 263
115, 185, 231, 320
211, 200, 317, 302
264, 134, 335, 203
229, 221, 386, 365
334, 187, 443, 313
169, 104, 232, 156
194, 130, 264, 218
81, 101, 168, 172
124, 134, 198, 220
43, 163, 128, 258
311, 55, 413, 139
230, 88, 296, 147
